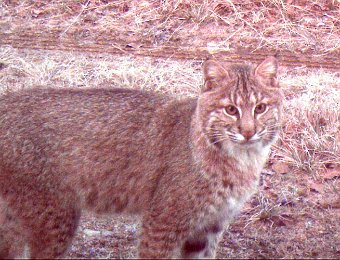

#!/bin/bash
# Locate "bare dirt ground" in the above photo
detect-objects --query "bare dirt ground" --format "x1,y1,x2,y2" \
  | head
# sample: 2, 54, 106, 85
0, 0, 339, 259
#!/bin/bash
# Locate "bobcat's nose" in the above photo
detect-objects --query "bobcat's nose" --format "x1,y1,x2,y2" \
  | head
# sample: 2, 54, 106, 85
240, 129, 256, 141
239, 112, 256, 141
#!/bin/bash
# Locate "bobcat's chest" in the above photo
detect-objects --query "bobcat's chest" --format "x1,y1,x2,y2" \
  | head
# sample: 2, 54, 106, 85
222, 183, 257, 220
224, 142, 271, 172
199, 173, 258, 230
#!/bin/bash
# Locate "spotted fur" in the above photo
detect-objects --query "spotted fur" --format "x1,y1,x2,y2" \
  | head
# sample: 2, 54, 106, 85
0, 57, 282, 258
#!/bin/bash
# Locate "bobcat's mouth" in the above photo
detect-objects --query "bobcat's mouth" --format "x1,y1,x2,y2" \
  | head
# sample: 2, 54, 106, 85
228, 132, 262, 145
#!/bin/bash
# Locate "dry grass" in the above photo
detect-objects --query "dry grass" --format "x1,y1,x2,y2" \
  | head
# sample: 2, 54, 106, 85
0, 46, 201, 96
1, 0, 339, 55
275, 68, 340, 176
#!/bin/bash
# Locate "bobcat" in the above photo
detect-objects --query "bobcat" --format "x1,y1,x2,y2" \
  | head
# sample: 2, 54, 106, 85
0, 57, 282, 258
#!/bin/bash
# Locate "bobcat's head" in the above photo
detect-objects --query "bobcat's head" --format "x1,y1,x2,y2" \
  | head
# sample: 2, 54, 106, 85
198, 57, 282, 153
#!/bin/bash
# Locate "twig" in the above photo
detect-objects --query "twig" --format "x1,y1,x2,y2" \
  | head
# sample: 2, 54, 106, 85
60, 0, 91, 37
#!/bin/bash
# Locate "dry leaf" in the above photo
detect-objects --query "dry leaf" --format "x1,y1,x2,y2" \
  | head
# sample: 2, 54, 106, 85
319, 198, 340, 209
271, 214, 295, 227
272, 161, 290, 174
322, 168, 340, 180
309, 182, 324, 193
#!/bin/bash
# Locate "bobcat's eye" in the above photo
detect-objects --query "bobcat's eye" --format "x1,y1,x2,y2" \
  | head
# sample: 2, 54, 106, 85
223, 105, 238, 116
255, 103, 267, 114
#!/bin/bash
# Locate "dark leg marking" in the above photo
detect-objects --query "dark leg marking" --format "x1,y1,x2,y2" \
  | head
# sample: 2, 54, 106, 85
182, 238, 207, 254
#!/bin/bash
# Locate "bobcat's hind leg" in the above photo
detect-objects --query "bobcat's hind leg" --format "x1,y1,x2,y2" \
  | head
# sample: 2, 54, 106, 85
0, 198, 27, 258
0, 181, 81, 258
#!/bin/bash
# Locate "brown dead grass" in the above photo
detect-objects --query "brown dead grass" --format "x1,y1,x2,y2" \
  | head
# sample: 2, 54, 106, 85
276, 68, 340, 176
1, 0, 339, 55
0, 46, 201, 96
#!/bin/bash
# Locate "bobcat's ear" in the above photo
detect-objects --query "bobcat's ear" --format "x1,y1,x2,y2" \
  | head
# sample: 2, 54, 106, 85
255, 57, 278, 79
203, 60, 229, 91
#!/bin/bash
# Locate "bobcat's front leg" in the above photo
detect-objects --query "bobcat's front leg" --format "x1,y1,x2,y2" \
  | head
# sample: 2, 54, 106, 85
181, 223, 224, 258
138, 212, 183, 258
138, 191, 197, 259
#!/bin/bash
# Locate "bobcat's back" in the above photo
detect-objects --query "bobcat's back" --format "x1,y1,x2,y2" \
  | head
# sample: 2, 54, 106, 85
0, 87, 196, 214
